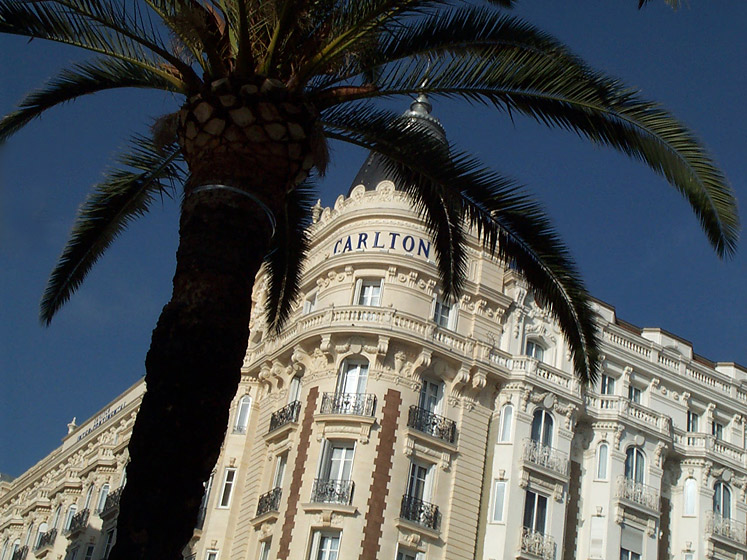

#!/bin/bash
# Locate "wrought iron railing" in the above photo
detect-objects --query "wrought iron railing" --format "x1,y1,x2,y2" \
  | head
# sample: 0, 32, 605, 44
522, 439, 569, 476
400, 495, 440, 531
615, 475, 660, 511
407, 406, 457, 444
320, 392, 376, 417
34, 529, 57, 551
706, 512, 747, 545
310, 478, 354, 505
100, 487, 123, 517
520, 527, 556, 560
256, 487, 282, 516
10, 546, 28, 560
66, 509, 89, 534
269, 401, 301, 433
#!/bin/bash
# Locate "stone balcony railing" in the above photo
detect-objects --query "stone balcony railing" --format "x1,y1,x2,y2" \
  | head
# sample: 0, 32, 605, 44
706, 512, 747, 545
268, 401, 301, 433
615, 475, 660, 512
256, 487, 282, 517
34, 528, 57, 551
320, 392, 376, 417
520, 527, 556, 560
407, 406, 457, 444
400, 495, 440, 531
585, 395, 672, 437
675, 432, 747, 467
310, 478, 354, 505
522, 439, 569, 477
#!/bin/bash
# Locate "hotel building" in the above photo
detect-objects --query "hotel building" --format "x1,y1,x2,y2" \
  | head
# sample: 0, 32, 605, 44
2, 101, 747, 560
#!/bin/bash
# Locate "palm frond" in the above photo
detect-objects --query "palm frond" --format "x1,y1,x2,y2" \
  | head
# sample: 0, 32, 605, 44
263, 181, 317, 333
40, 134, 185, 325
321, 103, 601, 383
0, 57, 184, 145
317, 23, 739, 258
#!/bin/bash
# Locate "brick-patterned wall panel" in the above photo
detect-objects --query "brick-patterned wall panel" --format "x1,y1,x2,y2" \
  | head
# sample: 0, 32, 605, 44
277, 386, 319, 559
359, 389, 402, 560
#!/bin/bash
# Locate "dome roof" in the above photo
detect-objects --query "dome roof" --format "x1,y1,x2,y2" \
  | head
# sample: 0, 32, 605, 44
348, 94, 446, 194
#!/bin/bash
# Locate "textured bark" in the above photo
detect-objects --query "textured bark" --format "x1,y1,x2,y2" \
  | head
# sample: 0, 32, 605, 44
109, 77, 314, 560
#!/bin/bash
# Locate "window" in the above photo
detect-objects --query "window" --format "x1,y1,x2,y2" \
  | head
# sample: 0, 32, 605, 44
9, 541, 19, 560
234, 395, 252, 433
83, 485, 95, 510
530, 409, 554, 448
205, 550, 219, 560
588, 516, 605, 558
684, 478, 697, 516
418, 379, 443, 414
491, 480, 506, 522
52, 505, 62, 529
620, 550, 640, 560
258, 540, 271, 560
712, 420, 724, 441
600, 374, 615, 395
63, 505, 77, 531
713, 482, 732, 519
65, 547, 79, 560
319, 442, 355, 482
96, 484, 110, 513
0, 539, 8, 560
396, 548, 424, 560
523, 491, 548, 534
337, 360, 369, 395
303, 291, 318, 314
684, 554, 694, 560
687, 410, 699, 432
309, 531, 340, 560
596, 443, 609, 480
624, 448, 645, 484
218, 468, 237, 508
288, 376, 302, 403
102, 529, 115, 560
627, 385, 641, 404
432, 295, 456, 330
24, 523, 34, 546
525, 340, 545, 362
498, 404, 513, 442
406, 461, 434, 502
273, 454, 287, 489
354, 279, 382, 306
34, 523, 48, 549
83, 545, 95, 560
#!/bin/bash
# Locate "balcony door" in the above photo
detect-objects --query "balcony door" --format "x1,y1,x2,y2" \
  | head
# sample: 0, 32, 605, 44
406, 461, 433, 502
523, 490, 548, 534
337, 361, 368, 395
418, 379, 443, 415
531, 409, 554, 448
321, 442, 355, 482
624, 448, 645, 484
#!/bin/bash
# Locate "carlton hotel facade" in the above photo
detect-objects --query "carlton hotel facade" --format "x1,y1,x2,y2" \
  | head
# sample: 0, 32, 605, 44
3, 172, 747, 560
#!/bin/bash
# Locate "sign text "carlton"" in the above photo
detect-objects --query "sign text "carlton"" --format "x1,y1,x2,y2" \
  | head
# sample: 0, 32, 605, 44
333, 231, 431, 259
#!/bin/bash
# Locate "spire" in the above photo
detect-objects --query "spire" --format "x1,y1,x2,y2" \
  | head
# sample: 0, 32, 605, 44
348, 94, 447, 193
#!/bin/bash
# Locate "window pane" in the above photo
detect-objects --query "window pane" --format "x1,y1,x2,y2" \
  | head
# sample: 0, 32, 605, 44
220, 469, 236, 507
597, 444, 608, 479
535, 495, 547, 533
499, 405, 513, 442
492, 481, 506, 522
684, 478, 696, 515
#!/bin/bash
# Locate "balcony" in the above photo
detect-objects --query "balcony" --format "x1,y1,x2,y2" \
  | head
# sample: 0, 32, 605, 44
10, 546, 28, 560
310, 479, 354, 505
269, 401, 301, 433
256, 487, 282, 517
399, 495, 440, 531
407, 406, 456, 444
706, 512, 747, 546
320, 393, 376, 417
615, 475, 660, 512
33, 529, 57, 555
522, 439, 569, 478
585, 395, 672, 437
520, 527, 556, 560
676, 432, 747, 467
65, 508, 89, 536
99, 487, 122, 520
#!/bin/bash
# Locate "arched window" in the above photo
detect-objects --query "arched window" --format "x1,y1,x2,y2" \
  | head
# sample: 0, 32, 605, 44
234, 395, 252, 433
51, 505, 62, 529
596, 443, 609, 479
1, 539, 8, 560
63, 505, 77, 531
531, 409, 554, 448
9, 540, 19, 559
498, 404, 514, 442
525, 340, 545, 362
713, 482, 732, 519
288, 376, 302, 403
624, 447, 645, 484
337, 359, 369, 394
96, 483, 110, 513
35, 523, 48, 549
83, 484, 95, 510
684, 478, 697, 516
24, 523, 34, 546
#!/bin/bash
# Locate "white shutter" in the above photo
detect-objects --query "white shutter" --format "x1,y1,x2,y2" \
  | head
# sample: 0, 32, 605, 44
353, 279, 363, 304
448, 302, 458, 330
620, 526, 643, 555
588, 516, 605, 558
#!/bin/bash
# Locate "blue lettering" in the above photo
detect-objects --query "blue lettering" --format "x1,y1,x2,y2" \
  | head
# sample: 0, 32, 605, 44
373, 231, 385, 248
357, 233, 368, 249
389, 232, 400, 249
342, 236, 353, 253
333, 239, 342, 254
402, 235, 415, 253
417, 239, 431, 259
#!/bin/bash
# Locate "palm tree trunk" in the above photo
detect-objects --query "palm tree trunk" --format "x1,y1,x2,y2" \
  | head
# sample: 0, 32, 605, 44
108, 185, 275, 560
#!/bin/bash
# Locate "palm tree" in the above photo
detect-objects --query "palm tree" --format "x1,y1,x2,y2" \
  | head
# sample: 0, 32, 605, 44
0, 1, 738, 558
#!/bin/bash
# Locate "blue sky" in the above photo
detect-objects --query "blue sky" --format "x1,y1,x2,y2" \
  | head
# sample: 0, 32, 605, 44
1, 2, 745, 476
